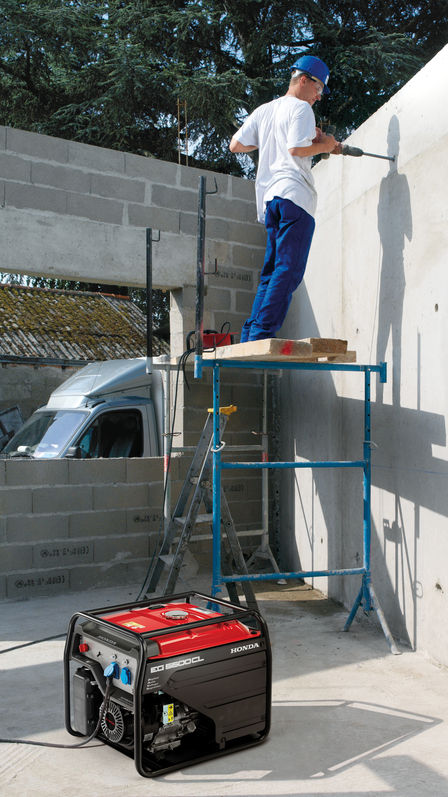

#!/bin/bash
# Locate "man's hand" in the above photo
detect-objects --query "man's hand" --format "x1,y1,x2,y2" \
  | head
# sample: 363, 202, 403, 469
319, 133, 338, 153
330, 141, 343, 155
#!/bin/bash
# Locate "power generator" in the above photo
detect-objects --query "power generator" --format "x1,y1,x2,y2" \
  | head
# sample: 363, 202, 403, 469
64, 591, 271, 777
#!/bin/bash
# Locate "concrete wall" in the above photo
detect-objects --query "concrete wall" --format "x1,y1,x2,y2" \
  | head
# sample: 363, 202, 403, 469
278, 46, 448, 663
0, 451, 263, 601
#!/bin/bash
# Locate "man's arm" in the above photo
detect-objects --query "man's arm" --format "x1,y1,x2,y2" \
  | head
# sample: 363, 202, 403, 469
229, 134, 258, 153
289, 131, 340, 158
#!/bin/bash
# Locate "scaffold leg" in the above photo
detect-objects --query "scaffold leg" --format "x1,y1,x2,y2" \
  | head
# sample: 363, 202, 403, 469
344, 574, 400, 655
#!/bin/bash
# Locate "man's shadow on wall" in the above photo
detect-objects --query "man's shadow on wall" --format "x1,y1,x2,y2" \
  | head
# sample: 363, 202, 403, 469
278, 115, 446, 648
376, 115, 412, 407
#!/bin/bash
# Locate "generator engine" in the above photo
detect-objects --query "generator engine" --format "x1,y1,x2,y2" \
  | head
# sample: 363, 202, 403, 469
64, 592, 271, 777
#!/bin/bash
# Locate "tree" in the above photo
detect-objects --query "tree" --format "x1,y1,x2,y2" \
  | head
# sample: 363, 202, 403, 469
0, 2, 445, 327
0, 1, 446, 175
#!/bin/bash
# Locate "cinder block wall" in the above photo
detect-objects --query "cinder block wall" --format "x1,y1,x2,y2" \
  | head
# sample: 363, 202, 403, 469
0, 452, 263, 601
0, 363, 77, 420
0, 125, 265, 342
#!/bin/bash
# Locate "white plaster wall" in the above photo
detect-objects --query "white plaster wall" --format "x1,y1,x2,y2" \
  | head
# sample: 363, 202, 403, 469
280, 45, 448, 663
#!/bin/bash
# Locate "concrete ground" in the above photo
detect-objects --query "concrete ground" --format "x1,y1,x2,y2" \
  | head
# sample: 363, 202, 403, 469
1, 579, 448, 797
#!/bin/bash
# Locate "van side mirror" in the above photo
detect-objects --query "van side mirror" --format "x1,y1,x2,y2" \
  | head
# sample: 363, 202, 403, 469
65, 446, 81, 458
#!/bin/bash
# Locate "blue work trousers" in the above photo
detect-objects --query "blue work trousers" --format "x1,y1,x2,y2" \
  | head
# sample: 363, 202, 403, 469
241, 197, 315, 342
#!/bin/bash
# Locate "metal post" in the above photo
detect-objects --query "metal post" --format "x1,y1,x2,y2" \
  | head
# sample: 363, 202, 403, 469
194, 176, 206, 379
363, 368, 372, 609
163, 364, 172, 533
145, 228, 153, 375
212, 363, 222, 596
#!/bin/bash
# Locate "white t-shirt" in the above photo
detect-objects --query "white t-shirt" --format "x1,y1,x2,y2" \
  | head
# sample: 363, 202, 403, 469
235, 95, 317, 222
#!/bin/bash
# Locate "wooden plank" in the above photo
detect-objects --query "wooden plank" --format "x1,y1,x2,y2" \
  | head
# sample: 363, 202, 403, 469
309, 351, 357, 363
309, 338, 347, 354
203, 338, 312, 361
202, 338, 350, 362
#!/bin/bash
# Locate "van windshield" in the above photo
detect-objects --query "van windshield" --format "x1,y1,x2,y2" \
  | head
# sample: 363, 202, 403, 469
3, 410, 88, 458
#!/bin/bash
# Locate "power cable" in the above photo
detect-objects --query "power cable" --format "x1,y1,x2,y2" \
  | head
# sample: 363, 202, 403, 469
0, 676, 113, 748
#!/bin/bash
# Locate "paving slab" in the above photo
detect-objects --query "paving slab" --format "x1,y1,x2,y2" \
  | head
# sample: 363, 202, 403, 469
1, 579, 448, 796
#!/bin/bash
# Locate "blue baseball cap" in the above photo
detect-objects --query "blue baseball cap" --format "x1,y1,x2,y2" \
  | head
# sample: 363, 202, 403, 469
290, 55, 330, 95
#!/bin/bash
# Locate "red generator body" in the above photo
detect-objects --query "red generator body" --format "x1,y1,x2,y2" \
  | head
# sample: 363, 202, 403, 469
64, 592, 271, 777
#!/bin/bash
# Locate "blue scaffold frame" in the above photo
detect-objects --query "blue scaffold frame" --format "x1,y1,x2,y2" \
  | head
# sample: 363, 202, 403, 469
201, 358, 399, 654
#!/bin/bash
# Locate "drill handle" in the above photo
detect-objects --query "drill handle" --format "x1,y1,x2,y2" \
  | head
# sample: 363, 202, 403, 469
341, 145, 364, 157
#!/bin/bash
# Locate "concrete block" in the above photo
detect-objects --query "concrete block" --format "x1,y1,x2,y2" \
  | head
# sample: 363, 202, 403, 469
68, 141, 125, 173
0, 544, 32, 572
230, 176, 256, 201
32, 485, 93, 514
126, 559, 151, 582
203, 286, 231, 311
5, 181, 67, 214
128, 203, 180, 233
0, 575, 5, 599
66, 192, 123, 225
230, 499, 261, 527
0, 180, 4, 205
125, 457, 163, 484
207, 194, 254, 223
126, 507, 163, 534
151, 184, 196, 213
90, 173, 145, 203
68, 458, 126, 485
228, 219, 266, 246
232, 243, 265, 268
0, 460, 5, 486
93, 534, 149, 563
0, 488, 32, 515
125, 153, 178, 184
69, 509, 127, 538
6, 459, 69, 486
0, 153, 31, 182
33, 540, 94, 567
7, 569, 69, 599
236, 290, 254, 314
207, 265, 253, 292
31, 162, 90, 193
6, 513, 70, 543
6, 127, 69, 163
204, 218, 229, 241
92, 482, 151, 510
179, 211, 197, 236
0, 126, 6, 150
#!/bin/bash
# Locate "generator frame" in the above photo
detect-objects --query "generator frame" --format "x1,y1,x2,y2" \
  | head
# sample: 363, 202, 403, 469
64, 590, 271, 777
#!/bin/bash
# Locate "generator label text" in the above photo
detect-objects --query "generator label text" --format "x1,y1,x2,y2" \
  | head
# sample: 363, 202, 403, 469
230, 642, 260, 654
150, 655, 204, 673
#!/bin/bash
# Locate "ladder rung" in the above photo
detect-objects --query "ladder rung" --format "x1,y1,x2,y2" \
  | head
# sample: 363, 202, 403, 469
159, 554, 174, 566
174, 513, 213, 526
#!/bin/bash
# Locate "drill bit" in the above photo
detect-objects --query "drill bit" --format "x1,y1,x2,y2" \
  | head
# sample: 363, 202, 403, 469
341, 144, 395, 162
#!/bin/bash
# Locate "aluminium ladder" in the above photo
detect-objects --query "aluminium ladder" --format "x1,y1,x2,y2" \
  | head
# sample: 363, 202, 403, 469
140, 406, 258, 610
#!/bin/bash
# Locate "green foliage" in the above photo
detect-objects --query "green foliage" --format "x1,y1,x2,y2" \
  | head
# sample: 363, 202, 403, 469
0, 1, 446, 174
0, 1, 445, 329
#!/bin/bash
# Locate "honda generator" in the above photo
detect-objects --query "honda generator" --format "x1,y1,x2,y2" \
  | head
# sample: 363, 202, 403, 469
64, 591, 271, 777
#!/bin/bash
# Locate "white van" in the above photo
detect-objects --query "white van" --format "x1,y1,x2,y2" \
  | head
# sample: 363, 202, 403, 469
2, 359, 164, 459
